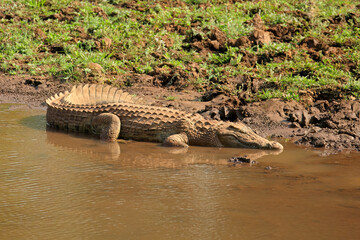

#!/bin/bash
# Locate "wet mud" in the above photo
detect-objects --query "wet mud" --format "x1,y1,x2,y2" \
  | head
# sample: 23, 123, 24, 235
1, 74, 359, 153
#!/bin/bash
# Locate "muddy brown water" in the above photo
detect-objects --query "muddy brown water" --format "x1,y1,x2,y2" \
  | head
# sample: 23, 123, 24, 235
0, 103, 359, 240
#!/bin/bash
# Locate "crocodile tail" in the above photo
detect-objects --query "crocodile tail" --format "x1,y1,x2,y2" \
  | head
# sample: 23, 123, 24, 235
46, 91, 68, 106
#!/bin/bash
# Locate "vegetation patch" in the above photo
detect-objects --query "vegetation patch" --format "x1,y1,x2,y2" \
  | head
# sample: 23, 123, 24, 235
0, 0, 359, 102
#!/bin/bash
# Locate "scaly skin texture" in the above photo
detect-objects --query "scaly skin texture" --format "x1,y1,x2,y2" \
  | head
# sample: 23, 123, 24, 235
46, 85, 283, 150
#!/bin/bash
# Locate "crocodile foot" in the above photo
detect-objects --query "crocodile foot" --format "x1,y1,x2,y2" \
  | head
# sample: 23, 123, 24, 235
163, 133, 189, 148
92, 113, 121, 142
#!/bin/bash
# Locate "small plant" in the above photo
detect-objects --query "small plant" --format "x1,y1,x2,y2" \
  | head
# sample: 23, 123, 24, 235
165, 96, 176, 101
184, 0, 207, 5
208, 47, 239, 65
135, 63, 153, 74
257, 89, 283, 100
27, 0, 46, 8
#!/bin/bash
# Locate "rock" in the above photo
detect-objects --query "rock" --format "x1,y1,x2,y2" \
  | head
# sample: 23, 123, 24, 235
94, 41, 101, 50
75, 26, 88, 38
314, 100, 329, 112
53, 13, 63, 20
332, 112, 345, 121
87, 62, 103, 75
265, 166, 272, 170
210, 108, 221, 121
294, 128, 305, 136
228, 39, 236, 46
304, 37, 319, 49
310, 114, 322, 124
252, 13, 265, 29
302, 37, 329, 51
192, 41, 205, 50
161, 35, 174, 47
251, 29, 272, 45
34, 28, 47, 40
313, 138, 325, 148
208, 27, 227, 47
208, 40, 220, 50
351, 101, 360, 117
93, 7, 107, 18
210, 93, 231, 106
344, 111, 358, 120
290, 122, 301, 128
323, 119, 337, 129
288, 110, 311, 127
228, 156, 256, 165
86, 62, 105, 83
101, 37, 112, 49
199, 110, 212, 120
309, 126, 322, 133
229, 156, 251, 163
234, 36, 251, 47
49, 45, 66, 54
301, 110, 312, 126
200, 107, 222, 121
309, 106, 321, 115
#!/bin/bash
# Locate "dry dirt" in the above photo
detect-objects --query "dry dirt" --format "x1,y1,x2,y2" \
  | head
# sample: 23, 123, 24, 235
1, 73, 359, 154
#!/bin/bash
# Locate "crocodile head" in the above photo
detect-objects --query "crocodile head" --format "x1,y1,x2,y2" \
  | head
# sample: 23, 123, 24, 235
217, 123, 283, 150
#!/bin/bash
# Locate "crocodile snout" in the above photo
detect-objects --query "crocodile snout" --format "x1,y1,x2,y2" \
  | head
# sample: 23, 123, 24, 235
268, 141, 283, 150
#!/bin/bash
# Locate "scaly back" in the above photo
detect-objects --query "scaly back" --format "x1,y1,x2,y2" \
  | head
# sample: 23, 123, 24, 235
47, 84, 147, 106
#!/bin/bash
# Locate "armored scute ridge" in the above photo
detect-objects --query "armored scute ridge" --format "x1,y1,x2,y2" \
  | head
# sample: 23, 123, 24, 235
46, 84, 283, 150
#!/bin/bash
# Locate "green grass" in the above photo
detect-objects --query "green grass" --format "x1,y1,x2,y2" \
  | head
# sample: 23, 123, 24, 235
165, 95, 177, 101
0, 0, 359, 100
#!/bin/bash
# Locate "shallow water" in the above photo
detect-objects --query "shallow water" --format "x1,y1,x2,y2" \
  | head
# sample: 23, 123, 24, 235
0, 103, 359, 240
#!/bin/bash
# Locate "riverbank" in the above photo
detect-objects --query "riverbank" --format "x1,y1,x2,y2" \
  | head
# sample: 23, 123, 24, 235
1, 0, 359, 153
1, 74, 359, 153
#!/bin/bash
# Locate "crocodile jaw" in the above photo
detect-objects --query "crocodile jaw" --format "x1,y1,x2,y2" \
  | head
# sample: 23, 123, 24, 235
217, 124, 283, 150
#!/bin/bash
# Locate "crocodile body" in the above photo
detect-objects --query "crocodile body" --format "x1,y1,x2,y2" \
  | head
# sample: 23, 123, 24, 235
46, 84, 283, 150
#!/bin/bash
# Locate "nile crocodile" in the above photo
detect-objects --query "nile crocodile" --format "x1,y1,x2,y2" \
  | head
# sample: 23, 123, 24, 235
46, 84, 283, 150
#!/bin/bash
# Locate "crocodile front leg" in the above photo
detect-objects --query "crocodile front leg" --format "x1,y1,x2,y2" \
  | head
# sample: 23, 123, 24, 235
163, 133, 189, 148
91, 113, 121, 142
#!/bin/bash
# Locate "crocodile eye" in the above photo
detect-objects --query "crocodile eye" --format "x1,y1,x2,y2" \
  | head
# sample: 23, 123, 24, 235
227, 125, 237, 130
226, 125, 249, 134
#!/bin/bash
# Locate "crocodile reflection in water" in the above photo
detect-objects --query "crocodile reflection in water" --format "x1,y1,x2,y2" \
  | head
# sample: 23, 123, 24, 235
46, 129, 283, 168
